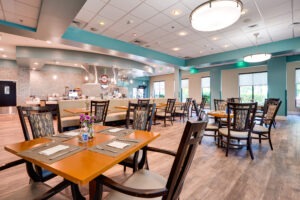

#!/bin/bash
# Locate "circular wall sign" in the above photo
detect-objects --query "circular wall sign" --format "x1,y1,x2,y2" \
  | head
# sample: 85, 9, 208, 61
100, 74, 109, 84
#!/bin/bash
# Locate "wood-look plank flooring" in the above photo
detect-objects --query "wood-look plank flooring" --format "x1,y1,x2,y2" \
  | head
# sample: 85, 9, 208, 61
0, 114, 300, 199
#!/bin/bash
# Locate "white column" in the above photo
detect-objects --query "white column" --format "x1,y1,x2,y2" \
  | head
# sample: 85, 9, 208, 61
174, 67, 181, 101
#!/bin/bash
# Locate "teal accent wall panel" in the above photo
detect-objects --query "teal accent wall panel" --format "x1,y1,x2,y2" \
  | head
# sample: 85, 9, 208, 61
62, 27, 185, 66
267, 57, 287, 116
210, 68, 221, 109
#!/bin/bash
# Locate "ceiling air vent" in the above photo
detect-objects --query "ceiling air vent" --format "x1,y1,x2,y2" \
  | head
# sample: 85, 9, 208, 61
71, 20, 87, 28
130, 39, 147, 46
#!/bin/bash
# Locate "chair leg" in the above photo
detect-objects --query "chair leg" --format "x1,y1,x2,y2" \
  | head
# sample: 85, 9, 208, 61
268, 133, 273, 150
259, 135, 261, 143
248, 138, 254, 160
225, 137, 229, 157
123, 165, 126, 172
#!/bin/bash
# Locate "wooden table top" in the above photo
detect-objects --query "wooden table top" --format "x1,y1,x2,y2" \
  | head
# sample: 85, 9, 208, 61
4, 125, 160, 185
207, 111, 233, 118
114, 106, 128, 110
64, 108, 90, 114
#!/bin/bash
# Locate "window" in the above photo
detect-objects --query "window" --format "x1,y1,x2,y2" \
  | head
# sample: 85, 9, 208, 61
132, 88, 137, 99
201, 77, 210, 107
181, 79, 189, 102
239, 72, 268, 105
296, 69, 300, 107
153, 81, 165, 98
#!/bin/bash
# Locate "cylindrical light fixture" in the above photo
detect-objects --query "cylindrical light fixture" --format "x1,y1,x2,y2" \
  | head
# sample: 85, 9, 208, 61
190, 0, 243, 32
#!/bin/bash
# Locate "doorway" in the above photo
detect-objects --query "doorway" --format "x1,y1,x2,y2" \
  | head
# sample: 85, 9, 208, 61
0, 81, 17, 114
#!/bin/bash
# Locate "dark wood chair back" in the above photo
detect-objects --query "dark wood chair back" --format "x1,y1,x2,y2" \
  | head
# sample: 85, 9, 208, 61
263, 100, 282, 127
166, 98, 176, 114
192, 100, 200, 116
90, 100, 110, 124
126, 102, 156, 131
227, 102, 257, 132
200, 97, 207, 109
165, 121, 207, 200
17, 106, 50, 141
214, 99, 226, 111
28, 112, 55, 138
137, 99, 150, 105
227, 97, 241, 103
183, 98, 192, 111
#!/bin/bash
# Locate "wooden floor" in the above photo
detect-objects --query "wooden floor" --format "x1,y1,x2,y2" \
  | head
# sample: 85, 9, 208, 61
1, 114, 300, 199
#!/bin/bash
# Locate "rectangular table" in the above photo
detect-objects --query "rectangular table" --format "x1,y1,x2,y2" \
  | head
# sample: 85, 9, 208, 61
5, 125, 160, 199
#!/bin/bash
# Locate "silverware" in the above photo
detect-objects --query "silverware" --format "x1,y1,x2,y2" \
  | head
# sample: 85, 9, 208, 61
49, 147, 80, 160
31, 143, 50, 151
96, 146, 117, 153
116, 138, 139, 143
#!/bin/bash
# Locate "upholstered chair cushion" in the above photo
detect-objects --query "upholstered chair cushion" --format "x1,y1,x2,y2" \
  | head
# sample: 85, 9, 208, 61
219, 128, 249, 138
156, 112, 172, 117
105, 169, 166, 200
29, 112, 55, 138
252, 125, 268, 132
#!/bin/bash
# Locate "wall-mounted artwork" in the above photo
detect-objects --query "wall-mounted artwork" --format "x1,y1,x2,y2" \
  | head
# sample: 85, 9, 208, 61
4, 86, 10, 95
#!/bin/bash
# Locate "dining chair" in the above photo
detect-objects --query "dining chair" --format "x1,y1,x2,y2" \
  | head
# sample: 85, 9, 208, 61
90, 100, 110, 125
255, 98, 280, 127
252, 100, 282, 150
213, 99, 227, 126
219, 102, 257, 159
155, 98, 176, 126
0, 159, 70, 199
227, 97, 241, 103
137, 98, 150, 105
93, 120, 207, 200
17, 106, 57, 182
121, 102, 156, 172
191, 97, 207, 117
175, 97, 192, 121
198, 110, 219, 145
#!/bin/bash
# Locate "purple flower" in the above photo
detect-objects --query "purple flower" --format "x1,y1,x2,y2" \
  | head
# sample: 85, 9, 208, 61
79, 114, 85, 122
85, 115, 91, 121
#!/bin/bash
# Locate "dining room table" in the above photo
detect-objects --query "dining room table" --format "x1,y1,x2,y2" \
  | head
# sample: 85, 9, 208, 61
64, 107, 90, 115
4, 124, 160, 199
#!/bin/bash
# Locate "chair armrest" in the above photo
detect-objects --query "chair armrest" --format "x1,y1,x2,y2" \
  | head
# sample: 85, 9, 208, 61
146, 146, 176, 156
0, 159, 25, 171
98, 175, 168, 198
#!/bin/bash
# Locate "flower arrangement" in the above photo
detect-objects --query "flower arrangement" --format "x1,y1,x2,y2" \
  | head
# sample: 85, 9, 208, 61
79, 114, 95, 139
79, 114, 94, 128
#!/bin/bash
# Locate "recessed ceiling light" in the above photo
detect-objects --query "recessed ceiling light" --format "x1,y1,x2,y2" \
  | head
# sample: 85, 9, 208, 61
2, 54, 7, 58
99, 21, 105, 26
46, 40, 52, 44
172, 47, 180, 51
53, 75, 57, 80
132, 33, 137, 37
224, 44, 229, 48
178, 31, 188, 36
74, 63, 78, 66
212, 37, 218, 41
55, 61, 60, 64
34, 62, 39, 65
32, 68, 36, 70
171, 9, 182, 16
0, 48, 4, 51
199, 51, 203, 54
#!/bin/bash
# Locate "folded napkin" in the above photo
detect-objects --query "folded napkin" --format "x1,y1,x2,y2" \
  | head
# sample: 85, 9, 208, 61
39, 145, 69, 156
63, 131, 79, 136
106, 141, 130, 149
108, 128, 125, 133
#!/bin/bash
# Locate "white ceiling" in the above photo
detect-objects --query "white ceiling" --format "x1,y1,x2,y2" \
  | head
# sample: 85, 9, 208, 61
0, 0, 299, 76
73, 0, 300, 58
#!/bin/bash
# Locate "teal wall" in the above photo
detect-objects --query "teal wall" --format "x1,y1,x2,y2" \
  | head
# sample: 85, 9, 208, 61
209, 68, 222, 109
267, 57, 287, 115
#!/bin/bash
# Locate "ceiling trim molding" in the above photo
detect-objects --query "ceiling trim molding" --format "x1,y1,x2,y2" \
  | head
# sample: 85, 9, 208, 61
186, 37, 300, 67
61, 26, 185, 67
